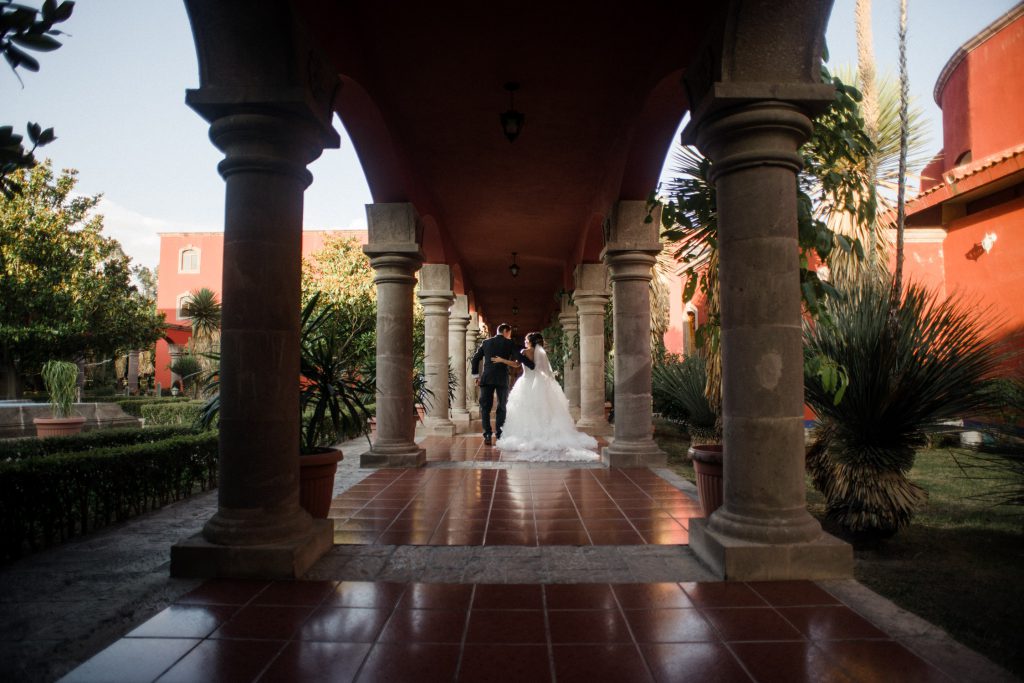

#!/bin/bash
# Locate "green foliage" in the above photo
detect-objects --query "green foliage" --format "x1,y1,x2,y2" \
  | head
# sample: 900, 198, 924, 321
0, 425, 194, 461
0, 430, 217, 560
804, 279, 1005, 535
109, 395, 189, 417
0, 163, 165, 390
300, 293, 373, 451
141, 400, 206, 428
651, 354, 720, 442
301, 236, 377, 373
169, 353, 202, 395
40, 358, 76, 417
0, 0, 74, 198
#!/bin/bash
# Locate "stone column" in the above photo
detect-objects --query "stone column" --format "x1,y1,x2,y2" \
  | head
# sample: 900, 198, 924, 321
363, 203, 426, 467
127, 350, 140, 394
688, 100, 851, 578
557, 293, 581, 420
418, 264, 456, 436
573, 264, 612, 436
465, 312, 482, 419
448, 295, 472, 431
601, 201, 666, 467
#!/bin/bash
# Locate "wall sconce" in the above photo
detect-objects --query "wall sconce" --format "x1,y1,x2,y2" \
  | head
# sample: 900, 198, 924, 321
966, 232, 997, 261
511, 298, 519, 316
499, 82, 525, 143
509, 252, 520, 277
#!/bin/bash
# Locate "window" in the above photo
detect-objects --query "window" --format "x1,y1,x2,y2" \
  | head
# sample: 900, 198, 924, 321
954, 150, 972, 167
176, 293, 191, 321
179, 246, 200, 273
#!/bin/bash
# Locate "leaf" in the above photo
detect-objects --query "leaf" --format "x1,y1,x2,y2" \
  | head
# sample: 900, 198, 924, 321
11, 33, 63, 52
54, 2, 76, 23
27, 122, 42, 144
5, 44, 40, 72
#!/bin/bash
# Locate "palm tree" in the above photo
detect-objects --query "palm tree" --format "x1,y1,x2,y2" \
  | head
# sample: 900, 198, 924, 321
180, 288, 221, 344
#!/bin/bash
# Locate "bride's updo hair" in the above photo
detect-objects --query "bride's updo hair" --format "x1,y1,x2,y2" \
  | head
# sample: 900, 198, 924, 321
526, 332, 544, 348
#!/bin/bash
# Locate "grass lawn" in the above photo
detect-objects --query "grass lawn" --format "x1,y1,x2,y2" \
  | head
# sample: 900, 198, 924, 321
654, 421, 1024, 677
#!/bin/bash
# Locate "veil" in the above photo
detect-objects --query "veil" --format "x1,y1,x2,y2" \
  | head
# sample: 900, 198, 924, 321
533, 345, 554, 379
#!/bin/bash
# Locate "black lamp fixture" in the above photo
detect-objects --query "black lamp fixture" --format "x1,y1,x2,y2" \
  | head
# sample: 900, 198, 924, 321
499, 82, 525, 142
509, 251, 520, 278
512, 298, 519, 316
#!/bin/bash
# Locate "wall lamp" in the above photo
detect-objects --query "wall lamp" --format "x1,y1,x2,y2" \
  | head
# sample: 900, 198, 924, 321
499, 82, 525, 143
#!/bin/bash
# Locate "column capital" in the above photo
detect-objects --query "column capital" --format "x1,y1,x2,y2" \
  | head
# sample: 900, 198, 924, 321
364, 203, 424, 284
572, 290, 610, 316
209, 113, 331, 188
694, 101, 815, 183
573, 263, 609, 293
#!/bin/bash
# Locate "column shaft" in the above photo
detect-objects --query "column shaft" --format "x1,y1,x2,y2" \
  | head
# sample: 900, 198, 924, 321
573, 266, 611, 437
419, 264, 455, 436
558, 296, 581, 420
363, 205, 426, 467
449, 295, 471, 428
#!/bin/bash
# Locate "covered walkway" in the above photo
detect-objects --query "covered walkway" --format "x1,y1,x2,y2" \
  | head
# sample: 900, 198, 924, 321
2, 435, 1014, 682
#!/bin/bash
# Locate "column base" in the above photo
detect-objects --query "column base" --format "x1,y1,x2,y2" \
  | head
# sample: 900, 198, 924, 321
361, 446, 426, 468
577, 418, 613, 437
451, 411, 471, 432
424, 417, 457, 436
170, 519, 333, 579
689, 518, 853, 580
602, 438, 667, 467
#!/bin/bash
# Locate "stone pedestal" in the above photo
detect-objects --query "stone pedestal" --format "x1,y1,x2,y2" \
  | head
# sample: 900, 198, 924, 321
419, 265, 456, 436
363, 203, 426, 468
449, 295, 472, 430
558, 294, 581, 421
126, 350, 140, 394
601, 201, 666, 467
688, 99, 851, 579
573, 264, 612, 436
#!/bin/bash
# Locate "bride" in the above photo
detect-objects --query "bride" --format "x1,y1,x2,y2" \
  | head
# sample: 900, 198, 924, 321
491, 332, 599, 461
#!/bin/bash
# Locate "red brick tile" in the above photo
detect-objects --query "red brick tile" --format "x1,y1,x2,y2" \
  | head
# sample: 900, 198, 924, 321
641, 643, 753, 683
458, 644, 553, 682
777, 606, 889, 641
378, 609, 468, 643
466, 610, 547, 643
816, 640, 948, 682
700, 607, 805, 642
746, 581, 843, 607
210, 604, 314, 640
473, 584, 544, 610
680, 582, 768, 608
548, 609, 632, 643
551, 643, 654, 683
400, 583, 473, 610
176, 579, 269, 606
624, 609, 716, 643
254, 580, 337, 606
545, 584, 617, 610
156, 638, 283, 683
326, 581, 406, 610
613, 583, 694, 609
731, 641, 854, 683
299, 606, 391, 643
126, 604, 237, 639
61, 638, 200, 683
357, 643, 460, 682
257, 642, 371, 683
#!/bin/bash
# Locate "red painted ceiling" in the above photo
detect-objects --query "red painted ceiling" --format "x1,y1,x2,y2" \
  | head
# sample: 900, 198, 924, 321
294, 1, 715, 331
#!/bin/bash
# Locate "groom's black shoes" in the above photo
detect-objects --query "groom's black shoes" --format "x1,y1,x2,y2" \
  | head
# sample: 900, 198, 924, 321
483, 435, 492, 446
496, 431, 502, 440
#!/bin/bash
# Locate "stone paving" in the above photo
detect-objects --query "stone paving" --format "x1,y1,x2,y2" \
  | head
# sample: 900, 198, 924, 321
0, 431, 1017, 682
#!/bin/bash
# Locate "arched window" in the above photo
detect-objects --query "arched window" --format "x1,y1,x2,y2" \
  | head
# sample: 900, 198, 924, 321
176, 292, 191, 321
954, 150, 972, 167
178, 246, 200, 273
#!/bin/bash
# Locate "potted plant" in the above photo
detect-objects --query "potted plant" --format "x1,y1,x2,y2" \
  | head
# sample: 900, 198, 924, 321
196, 293, 373, 518
298, 294, 373, 518
33, 360, 86, 438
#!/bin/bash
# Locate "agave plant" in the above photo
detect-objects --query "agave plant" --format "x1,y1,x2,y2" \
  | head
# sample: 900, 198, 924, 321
651, 354, 720, 443
804, 279, 1004, 536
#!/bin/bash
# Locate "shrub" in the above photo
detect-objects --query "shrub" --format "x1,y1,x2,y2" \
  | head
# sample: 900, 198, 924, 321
141, 400, 207, 428
0, 431, 218, 560
110, 396, 189, 417
651, 354, 720, 442
804, 280, 1004, 536
0, 426, 195, 461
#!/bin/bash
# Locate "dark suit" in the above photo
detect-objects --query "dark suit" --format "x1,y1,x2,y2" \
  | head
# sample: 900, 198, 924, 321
470, 334, 518, 438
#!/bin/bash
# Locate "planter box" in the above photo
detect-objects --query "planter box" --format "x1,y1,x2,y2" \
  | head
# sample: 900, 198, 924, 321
689, 444, 723, 518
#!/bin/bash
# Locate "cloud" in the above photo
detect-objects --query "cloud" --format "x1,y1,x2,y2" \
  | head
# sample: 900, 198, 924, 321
90, 198, 219, 269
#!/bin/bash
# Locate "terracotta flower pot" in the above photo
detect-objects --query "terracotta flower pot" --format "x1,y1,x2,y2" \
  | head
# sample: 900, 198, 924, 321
299, 448, 343, 518
688, 444, 723, 518
33, 416, 87, 438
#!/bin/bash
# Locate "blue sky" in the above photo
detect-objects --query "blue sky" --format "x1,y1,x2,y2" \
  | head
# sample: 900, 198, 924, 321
4, 0, 1019, 269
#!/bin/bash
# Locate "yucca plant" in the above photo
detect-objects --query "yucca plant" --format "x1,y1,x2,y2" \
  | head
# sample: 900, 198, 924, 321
40, 360, 78, 418
651, 354, 720, 443
804, 279, 1004, 536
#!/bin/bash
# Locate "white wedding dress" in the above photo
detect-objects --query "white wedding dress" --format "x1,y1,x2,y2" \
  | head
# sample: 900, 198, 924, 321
497, 346, 600, 461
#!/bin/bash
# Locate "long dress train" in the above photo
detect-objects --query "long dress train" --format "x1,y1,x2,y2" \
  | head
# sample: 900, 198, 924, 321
497, 346, 599, 461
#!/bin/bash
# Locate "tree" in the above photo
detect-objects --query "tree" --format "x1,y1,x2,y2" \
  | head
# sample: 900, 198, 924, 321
1, 0, 75, 198
0, 162, 165, 397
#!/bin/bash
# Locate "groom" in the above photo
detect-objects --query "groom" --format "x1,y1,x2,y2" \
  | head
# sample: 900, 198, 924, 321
470, 323, 518, 445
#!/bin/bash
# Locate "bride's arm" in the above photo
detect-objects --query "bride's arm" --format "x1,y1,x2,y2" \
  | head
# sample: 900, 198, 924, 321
491, 355, 520, 368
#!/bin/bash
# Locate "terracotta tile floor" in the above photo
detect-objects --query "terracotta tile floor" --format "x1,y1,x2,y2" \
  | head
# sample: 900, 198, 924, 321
330, 466, 699, 546
421, 435, 609, 463
63, 579, 952, 682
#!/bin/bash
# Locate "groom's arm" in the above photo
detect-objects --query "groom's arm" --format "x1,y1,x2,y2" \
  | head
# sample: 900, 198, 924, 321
470, 339, 486, 377
517, 351, 535, 370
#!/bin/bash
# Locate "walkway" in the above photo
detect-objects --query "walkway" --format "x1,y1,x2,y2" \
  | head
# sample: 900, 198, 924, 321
1, 433, 1016, 682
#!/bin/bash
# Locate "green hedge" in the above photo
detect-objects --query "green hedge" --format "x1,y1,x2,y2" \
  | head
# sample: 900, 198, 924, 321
0, 426, 196, 461
110, 396, 189, 417
0, 431, 218, 560
141, 400, 207, 427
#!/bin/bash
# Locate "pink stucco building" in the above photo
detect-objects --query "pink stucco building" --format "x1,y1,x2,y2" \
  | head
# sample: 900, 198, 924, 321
154, 230, 368, 389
